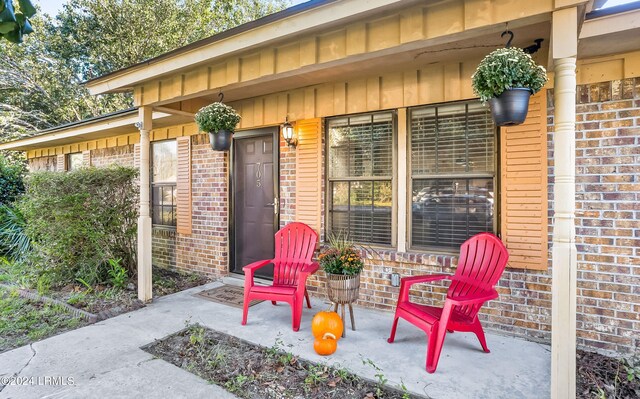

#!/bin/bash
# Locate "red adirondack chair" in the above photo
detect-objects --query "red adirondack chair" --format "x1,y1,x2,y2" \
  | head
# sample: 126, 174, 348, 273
242, 222, 319, 331
387, 232, 509, 373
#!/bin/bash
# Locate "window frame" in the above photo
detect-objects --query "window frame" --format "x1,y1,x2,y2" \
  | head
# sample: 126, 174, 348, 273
151, 139, 178, 228
324, 110, 398, 248
66, 152, 83, 171
406, 100, 499, 253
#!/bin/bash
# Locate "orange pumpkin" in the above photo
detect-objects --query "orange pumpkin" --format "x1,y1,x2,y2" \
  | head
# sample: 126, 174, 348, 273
314, 332, 338, 356
311, 311, 343, 340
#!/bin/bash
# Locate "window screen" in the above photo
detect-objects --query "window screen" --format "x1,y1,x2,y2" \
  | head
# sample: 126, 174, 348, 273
151, 141, 177, 227
327, 112, 394, 245
410, 102, 496, 250
67, 153, 83, 171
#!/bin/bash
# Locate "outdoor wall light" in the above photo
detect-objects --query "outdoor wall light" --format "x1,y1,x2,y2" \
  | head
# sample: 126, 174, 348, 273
282, 116, 297, 148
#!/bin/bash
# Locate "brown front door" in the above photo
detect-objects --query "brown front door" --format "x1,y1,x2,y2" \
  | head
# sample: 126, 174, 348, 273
231, 128, 279, 278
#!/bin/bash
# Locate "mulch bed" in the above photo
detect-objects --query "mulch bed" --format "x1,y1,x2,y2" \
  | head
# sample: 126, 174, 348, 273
144, 325, 424, 399
577, 350, 640, 399
47, 267, 209, 316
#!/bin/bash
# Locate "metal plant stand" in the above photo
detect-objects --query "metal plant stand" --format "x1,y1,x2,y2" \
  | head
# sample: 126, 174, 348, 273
326, 273, 360, 337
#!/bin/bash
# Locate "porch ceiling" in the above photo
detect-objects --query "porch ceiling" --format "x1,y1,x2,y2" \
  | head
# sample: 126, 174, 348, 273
168, 20, 551, 108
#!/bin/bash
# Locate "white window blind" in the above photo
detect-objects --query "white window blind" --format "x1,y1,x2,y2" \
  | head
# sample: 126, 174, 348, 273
410, 102, 496, 250
327, 112, 394, 245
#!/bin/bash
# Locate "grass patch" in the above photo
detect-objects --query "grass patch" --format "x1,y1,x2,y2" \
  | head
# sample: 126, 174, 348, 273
0, 290, 87, 353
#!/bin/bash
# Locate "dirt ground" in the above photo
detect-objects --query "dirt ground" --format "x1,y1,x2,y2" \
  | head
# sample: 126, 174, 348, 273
577, 350, 640, 399
144, 325, 423, 399
49, 267, 209, 315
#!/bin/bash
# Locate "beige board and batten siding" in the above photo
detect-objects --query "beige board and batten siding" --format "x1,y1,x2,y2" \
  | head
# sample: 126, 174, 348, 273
132, 0, 556, 106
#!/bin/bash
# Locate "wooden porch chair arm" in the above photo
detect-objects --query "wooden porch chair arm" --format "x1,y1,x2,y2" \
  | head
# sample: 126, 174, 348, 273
446, 288, 499, 306
399, 274, 451, 302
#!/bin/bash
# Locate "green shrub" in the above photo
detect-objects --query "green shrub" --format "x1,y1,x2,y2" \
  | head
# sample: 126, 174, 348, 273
0, 154, 26, 205
107, 258, 127, 289
471, 47, 548, 102
195, 102, 241, 133
0, 204, 31, 261
19, 166, 138, 286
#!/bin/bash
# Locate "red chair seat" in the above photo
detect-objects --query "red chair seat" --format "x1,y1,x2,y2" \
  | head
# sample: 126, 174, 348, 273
251, 285, 296, 296
399, 302, 475, 326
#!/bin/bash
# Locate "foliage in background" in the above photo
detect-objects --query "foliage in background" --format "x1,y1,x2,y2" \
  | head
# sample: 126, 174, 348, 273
471, 47, 548, 102
0, 153, 25, 205
0, 204, 30, 261
195, 102, 242, 133
1, 0, 288, 145
0, 0, 36, 43
19, 166, 138, 286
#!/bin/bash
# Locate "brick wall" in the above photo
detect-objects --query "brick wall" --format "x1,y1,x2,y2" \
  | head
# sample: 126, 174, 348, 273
153, 228, 176, 268
173, 134, 229, 277
548, 78, 640, 354
28, 155, 56, 171
89, 145, 135, 168
280, 137, 296, 227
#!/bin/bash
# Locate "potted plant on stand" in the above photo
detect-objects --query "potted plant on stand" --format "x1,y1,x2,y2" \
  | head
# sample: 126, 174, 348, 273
195, 102, 241, 151
471, 46, 547, 126
318, 232, 365, 337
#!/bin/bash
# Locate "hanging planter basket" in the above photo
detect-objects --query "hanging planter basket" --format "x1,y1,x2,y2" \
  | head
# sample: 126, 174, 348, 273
195, 97, 241, 152
209, 130, 233, 151
471, 41, 547, 127
487, 88, 532, 127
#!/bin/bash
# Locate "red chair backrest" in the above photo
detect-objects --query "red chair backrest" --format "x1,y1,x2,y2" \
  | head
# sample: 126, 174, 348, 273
272, 222, 318, 286
448, 232, 509, 319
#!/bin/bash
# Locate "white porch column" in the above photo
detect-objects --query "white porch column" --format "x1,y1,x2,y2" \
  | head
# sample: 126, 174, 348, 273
551, 7, 578, 399
137, 106, 153, 302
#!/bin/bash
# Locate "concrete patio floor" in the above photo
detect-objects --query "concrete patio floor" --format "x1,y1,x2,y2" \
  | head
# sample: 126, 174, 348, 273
0, 281, 551, 399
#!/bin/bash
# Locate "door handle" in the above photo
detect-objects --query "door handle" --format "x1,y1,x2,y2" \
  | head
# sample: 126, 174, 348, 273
267, 197, 279, 215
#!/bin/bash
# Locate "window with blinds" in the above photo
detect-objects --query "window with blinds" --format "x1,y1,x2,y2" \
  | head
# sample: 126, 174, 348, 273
152, 140, 177, 227
410, 102, 496, 250
327, 112, 394, 245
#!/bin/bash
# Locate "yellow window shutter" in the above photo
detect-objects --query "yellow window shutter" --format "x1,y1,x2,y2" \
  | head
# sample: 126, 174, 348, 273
134, 144, 141, 169
56, 154, 66, 171
176, 136, 192, 235
82, 150, 91, 167
500, 90, 548, 270
295, 118, 323, 234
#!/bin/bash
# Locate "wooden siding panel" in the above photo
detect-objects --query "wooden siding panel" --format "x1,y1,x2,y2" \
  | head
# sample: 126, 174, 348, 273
176, 136, 192, 235
500, 91, 548, 270
295, 118, 323, 234
134, 144, 141, 169
56, 154, 66, 171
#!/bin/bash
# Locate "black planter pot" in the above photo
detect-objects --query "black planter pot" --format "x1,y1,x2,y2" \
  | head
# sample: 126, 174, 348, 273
488, 88, 532, 126
209, 130, 233, 151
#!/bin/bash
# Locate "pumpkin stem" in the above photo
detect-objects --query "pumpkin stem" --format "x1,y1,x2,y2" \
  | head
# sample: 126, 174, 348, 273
322, 332, 337, 340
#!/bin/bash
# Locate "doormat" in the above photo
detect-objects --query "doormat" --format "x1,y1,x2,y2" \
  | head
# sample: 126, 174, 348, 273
195, 285, 263, 309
